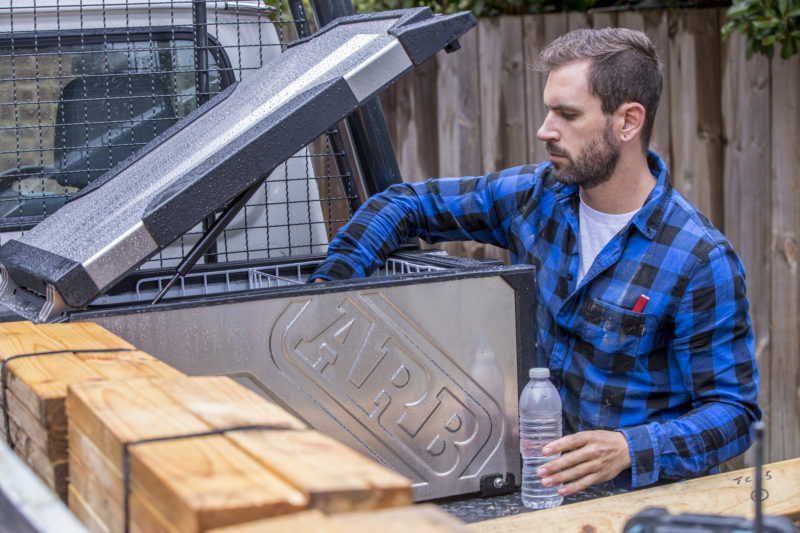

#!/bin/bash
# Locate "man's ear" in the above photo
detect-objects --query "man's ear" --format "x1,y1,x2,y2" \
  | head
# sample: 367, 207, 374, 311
617, 102, 646, 143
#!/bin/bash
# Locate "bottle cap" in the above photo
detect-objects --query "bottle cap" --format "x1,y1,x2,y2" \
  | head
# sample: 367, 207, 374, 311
529, 367, 550, 379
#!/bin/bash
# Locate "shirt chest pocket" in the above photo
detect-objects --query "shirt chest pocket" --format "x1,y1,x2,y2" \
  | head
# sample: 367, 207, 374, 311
578, 298, 646, 373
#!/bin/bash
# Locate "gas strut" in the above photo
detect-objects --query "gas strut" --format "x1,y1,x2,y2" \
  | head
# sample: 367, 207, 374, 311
151, 180, 262, 305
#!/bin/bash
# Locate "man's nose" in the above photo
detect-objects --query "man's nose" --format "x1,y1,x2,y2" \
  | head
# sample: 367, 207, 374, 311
537, 114, 558, 143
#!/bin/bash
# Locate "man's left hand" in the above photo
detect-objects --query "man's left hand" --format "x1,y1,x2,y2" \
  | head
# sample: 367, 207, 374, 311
536, 430, 632, 496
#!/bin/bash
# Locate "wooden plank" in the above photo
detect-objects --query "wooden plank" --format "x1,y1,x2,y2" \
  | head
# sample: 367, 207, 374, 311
6, 388, 67, 460
383, 55, 440, 184
66, 378, 214, 471
0, 321, 96, 433
433, 24, 489, 261
226, 429, 412, 513
6, 349, 176, 431
616, 9, 672, 170
148, 375, 305, 432
478, 16, 527, 173
523, 13, 569, 165
567, 11, 591, 31
719, 30, 771, 471
331, 504, 470, 533
6, 352, 102, 430
129, 434, 307, 532
0, 321, 135, 358
589, 10, 617, 29
13, 445, 67, 501
78, 350, 184, 381
69, 484, 112, 533
69, 429, 181, 533
1, 321, 166, 431
206, 509, 344, 533
207, 505, 470, 533
458, 15, 526, 264
10, 417, 67, 499
0, 321, 65, 358
69, 448, 125, 533
469, 458, 800, 532
70, 449, 176, 533
34, 322, 137, 351
129, 490, 180, 533
69, 422, 125, 507
437, 25, 481, 178
666, 8, 725, 228
769, 52, 800, 465
69, 375, 305, 486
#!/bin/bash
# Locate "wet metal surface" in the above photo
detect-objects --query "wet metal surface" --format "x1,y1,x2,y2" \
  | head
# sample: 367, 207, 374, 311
436, 485, 622, 524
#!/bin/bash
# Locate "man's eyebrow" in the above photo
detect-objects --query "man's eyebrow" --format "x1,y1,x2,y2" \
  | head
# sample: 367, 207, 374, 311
544, 103, 581, 114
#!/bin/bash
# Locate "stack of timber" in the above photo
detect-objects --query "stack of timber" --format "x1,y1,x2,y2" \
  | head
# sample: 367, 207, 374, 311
66, 375, 414, 533
0, 320, 183, 501
207, 505, 471, 533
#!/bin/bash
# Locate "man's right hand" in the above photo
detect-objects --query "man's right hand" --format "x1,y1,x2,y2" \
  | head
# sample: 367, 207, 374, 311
536, 429, 632, 496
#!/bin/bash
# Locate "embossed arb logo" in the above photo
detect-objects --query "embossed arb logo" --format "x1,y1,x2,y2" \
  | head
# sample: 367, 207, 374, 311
269, 292, 506, 484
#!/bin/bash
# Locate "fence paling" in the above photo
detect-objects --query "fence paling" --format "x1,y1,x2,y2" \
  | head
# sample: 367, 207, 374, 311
769, 49, 800, 466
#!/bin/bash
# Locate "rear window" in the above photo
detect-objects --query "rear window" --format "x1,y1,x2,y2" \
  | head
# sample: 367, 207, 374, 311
0, 33, 233, 229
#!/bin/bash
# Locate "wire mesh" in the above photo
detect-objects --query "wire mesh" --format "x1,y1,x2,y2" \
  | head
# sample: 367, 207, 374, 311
0, 0, 360, 270
93, 256, 446, 305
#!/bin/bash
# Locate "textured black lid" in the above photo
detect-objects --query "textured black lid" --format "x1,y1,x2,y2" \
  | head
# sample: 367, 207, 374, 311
0, 8, 477, 314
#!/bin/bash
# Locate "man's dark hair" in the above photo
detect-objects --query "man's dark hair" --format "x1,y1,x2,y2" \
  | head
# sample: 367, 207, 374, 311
535, 27, 663, 150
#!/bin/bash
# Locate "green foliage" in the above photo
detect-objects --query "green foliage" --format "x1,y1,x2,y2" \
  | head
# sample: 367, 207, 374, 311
722, 0, 800, 59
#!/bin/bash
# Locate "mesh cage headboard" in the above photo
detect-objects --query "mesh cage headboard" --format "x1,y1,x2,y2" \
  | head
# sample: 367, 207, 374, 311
0, 0, 361, 269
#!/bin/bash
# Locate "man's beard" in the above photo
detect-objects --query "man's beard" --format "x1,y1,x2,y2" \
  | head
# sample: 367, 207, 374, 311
546, 118, 620, 189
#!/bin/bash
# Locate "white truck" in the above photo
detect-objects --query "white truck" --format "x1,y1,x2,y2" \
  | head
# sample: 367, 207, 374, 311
0, 0, 329, 269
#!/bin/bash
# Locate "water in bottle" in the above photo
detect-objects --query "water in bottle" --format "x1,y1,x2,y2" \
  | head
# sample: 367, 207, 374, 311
519, 367, 563, 509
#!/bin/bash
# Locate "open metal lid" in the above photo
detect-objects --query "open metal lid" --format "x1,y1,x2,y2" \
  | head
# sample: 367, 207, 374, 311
0, 7, 476, 321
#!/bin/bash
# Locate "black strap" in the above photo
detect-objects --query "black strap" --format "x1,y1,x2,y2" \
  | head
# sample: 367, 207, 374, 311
121, 424, 292, 533
0, 348, 135, 450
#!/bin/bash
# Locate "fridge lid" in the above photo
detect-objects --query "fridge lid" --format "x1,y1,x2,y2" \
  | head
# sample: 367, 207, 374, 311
0, 8, 477, 319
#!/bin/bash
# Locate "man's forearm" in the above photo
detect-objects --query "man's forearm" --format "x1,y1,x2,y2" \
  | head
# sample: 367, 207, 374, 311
619, 400, 758, 488
308, 185, 420, 281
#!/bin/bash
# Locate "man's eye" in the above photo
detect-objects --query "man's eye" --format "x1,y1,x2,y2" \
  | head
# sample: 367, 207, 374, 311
561, 112, 576, 120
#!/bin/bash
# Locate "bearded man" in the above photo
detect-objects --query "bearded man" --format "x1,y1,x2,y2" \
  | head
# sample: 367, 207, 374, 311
309, 27, 760, 495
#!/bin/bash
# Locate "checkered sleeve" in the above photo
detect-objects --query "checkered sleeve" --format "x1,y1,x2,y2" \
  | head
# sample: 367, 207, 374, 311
309, 169, 529, 281
619, 242, 761, 487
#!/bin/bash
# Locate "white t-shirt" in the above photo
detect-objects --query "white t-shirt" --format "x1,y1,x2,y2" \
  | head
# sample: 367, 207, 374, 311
577, 196, 639, 285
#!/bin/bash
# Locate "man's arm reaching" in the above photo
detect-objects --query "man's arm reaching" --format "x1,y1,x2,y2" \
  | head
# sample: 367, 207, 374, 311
308, 168, 535, 281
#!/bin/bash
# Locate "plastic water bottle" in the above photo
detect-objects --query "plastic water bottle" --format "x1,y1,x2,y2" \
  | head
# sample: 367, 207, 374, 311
519, 367, 563, 509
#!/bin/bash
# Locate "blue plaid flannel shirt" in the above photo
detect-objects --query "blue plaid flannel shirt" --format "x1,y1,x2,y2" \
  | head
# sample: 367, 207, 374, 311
310, 151, 761, 489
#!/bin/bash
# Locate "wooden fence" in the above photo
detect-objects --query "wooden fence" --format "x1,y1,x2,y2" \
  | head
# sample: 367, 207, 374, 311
379, 7, 800, 469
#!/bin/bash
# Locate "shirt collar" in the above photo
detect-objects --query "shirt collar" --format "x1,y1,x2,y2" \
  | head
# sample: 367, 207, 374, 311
551, 150, 672, 240
633, 150, 672, 240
